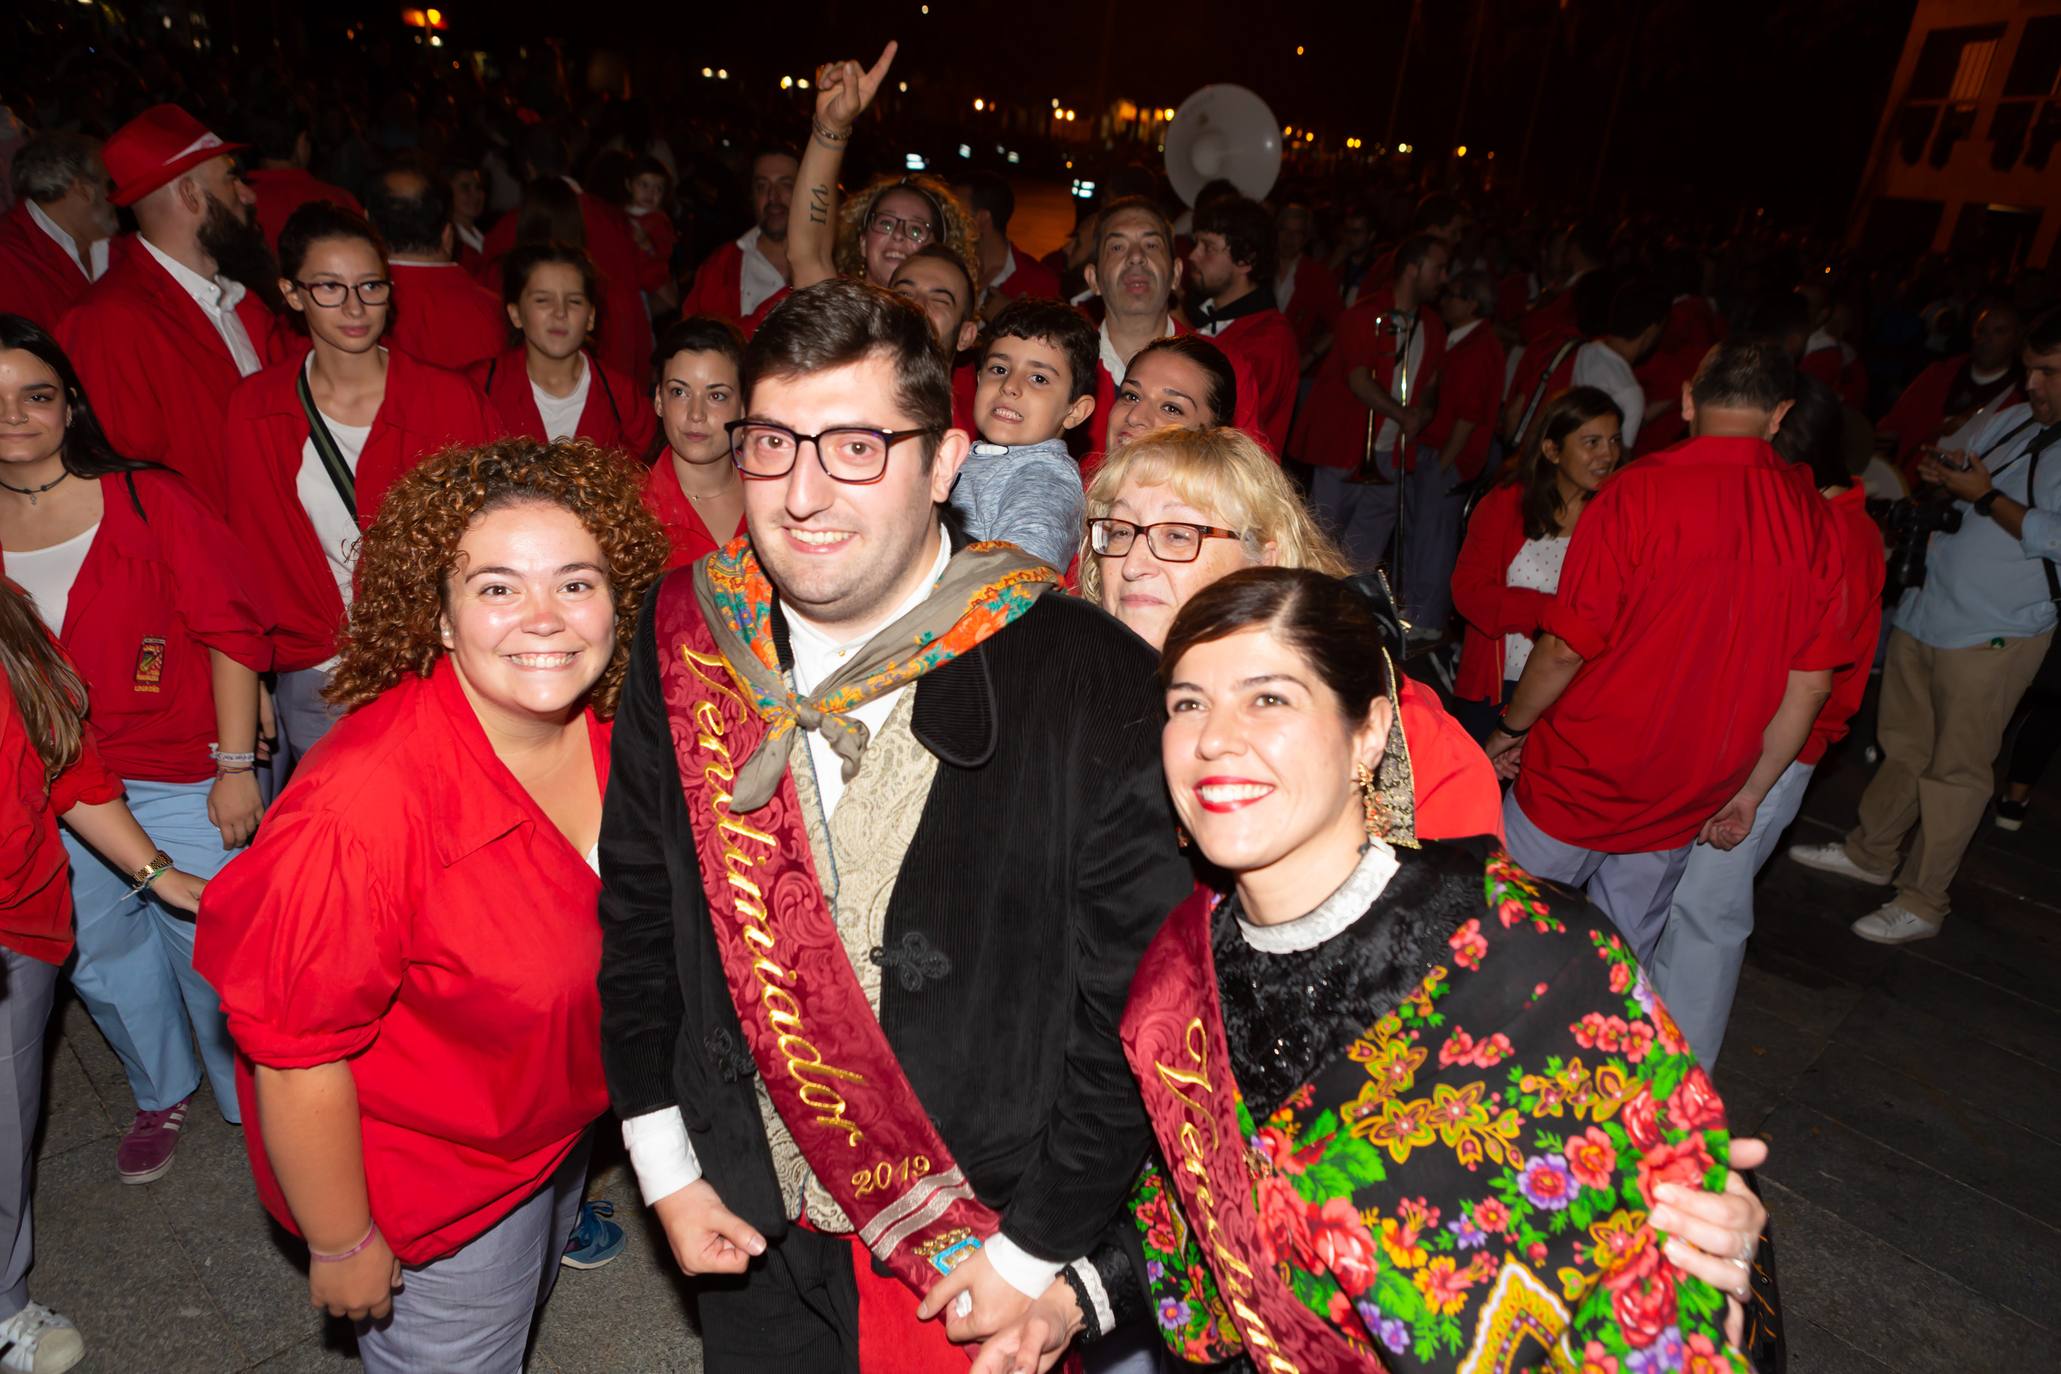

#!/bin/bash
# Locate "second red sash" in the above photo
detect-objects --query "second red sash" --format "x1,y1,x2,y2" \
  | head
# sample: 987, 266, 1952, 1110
1121, 888, 1382, 1373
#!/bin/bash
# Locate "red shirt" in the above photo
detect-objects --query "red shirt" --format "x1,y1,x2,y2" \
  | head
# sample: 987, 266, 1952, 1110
1290, 288, 1446, 470
1800, 342, 1867, 411
642, 457, 745, 572
57, 245, 287, 506
1205, 308, 1300, 453
681, 240, 747, 324
0, 201, 96, 331
1279, 254, 1342, 353
990, 241, 1061, 304
482, 191, 656, 390
1400, 677, 1504, 843
1515, 435, 1845, 851
386, 261, 509, 373
223, 349, 500, 672
1421, 321, 1506, 481
1659, 295, 1723, 357
1, 627, 121, 965
629, 207, 677, 278
245, 168, 363, 252
1800, 485, 1886, 766
1521, 288, 1579, 346
474, 348, 657, 460
1877, 357, 2024, 474
2, 473, 273, 782
194, 658, 610, 1265
952, 359, 978, 436
1506, 329, 1582, 412
1449, 483, 1552, 704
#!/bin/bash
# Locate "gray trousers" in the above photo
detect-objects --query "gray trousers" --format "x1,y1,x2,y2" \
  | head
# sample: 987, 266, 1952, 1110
1648, 760, 1814, 1069
1503, 793, 1691, 964
0, 946, 60, 1320
265, 667, 342, 800
354, 1137, 589, 1373
1310, 457, 1400, 572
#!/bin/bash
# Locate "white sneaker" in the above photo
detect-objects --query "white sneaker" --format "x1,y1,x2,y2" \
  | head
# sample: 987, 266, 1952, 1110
0, 1302, 84, 1373
1852, 903, 1943, 945
1786, 842, 1892, 885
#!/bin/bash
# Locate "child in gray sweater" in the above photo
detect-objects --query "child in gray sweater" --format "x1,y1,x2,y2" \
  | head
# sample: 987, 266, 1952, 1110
948, 298, 1097, 571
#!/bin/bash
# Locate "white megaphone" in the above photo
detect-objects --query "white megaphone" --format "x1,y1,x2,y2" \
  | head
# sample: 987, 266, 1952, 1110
1165, 84, 1283, 206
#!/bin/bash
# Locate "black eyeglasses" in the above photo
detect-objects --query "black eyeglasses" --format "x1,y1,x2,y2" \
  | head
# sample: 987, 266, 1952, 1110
1089, 518, 1243, 563
866, 213, 935, 245
293, 279, 392, 308
725, 420, 940, 483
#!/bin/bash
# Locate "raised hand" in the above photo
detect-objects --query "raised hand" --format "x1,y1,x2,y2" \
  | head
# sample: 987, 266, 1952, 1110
813, 41, 898, 135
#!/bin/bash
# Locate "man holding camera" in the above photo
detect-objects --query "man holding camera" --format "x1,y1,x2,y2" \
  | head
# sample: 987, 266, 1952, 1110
1791, 310, 2061, 943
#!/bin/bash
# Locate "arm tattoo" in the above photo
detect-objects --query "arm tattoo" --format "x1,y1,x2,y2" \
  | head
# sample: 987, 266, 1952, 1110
807, 182, 832, 227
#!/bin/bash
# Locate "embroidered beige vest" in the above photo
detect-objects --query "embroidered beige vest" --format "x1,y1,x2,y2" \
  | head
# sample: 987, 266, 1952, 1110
753, 688, 939, 1228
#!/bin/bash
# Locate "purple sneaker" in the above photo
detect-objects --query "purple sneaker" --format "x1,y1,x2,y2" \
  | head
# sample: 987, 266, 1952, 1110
116, 1098, 190, 1184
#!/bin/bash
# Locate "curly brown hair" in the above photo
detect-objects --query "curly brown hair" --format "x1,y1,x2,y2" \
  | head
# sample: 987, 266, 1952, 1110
324, 437, 669, 718
835, 172, 980, 296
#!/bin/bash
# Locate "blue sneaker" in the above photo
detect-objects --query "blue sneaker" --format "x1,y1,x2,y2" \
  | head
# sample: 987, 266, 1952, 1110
561, 1199, 626, 1270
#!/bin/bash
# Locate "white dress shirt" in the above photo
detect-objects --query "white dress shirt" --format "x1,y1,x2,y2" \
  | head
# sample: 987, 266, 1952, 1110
26, 199, 108, 282
737, 226, 787, 317
138, 234, 262, 377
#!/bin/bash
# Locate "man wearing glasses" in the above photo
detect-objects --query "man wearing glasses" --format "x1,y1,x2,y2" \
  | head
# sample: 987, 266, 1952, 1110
598, 278, 1190, 1372
57, 104, 284, 505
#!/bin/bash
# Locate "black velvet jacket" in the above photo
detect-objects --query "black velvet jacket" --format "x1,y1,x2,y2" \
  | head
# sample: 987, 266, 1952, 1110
596, 580, 1196, 1261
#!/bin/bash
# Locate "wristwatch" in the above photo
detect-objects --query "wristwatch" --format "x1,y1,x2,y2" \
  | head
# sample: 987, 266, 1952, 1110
1974, 489, 2004, 518
128, 850, 175, 894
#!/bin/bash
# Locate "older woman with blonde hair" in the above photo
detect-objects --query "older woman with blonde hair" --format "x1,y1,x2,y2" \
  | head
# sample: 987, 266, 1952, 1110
1081, 424, 1502, 841
195, 437, 667, 1371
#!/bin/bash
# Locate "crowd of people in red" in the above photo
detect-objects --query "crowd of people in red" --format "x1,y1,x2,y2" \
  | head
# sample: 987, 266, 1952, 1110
1, 21, 2058, 1374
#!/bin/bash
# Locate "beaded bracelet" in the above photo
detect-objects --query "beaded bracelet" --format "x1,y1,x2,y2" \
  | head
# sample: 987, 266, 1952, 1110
211, 746, 258, 768
309, 1221, 378, 1263
809, 118, 851, 144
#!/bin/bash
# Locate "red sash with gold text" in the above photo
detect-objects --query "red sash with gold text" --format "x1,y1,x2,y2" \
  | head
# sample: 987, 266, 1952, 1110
1120, 888, 1379, 1373
654, 575, 1002, 1299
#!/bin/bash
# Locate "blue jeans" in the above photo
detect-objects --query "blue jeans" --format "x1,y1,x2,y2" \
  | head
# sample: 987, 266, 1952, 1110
63, 778, 240, 1119
1649, 759, 1815, 1069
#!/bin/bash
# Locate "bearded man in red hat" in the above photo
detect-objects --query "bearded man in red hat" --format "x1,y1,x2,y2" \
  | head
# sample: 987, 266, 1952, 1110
55, 104, 285, 505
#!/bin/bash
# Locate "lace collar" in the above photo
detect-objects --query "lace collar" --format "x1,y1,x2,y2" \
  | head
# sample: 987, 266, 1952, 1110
1237, 839, 1400, 955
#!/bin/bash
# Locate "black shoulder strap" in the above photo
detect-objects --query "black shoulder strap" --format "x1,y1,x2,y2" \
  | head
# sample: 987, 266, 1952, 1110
484, 355, 499, 393
1510, 337, 1581, 447
123, 471, 147, 523
2021, 425, 2061, 606
296, 366, 357, 523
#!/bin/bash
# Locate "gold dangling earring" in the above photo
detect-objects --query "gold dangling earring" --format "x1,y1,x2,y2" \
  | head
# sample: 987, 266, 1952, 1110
1352, 761, 1380, 838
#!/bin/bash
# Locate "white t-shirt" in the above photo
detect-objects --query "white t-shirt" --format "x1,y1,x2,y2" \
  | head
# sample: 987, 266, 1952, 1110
533, 359, 591, 442
1503, 534, 1571, 681
1572, 341, 1644, 449
298, 405, 374, 670
9, 522, 100, 635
